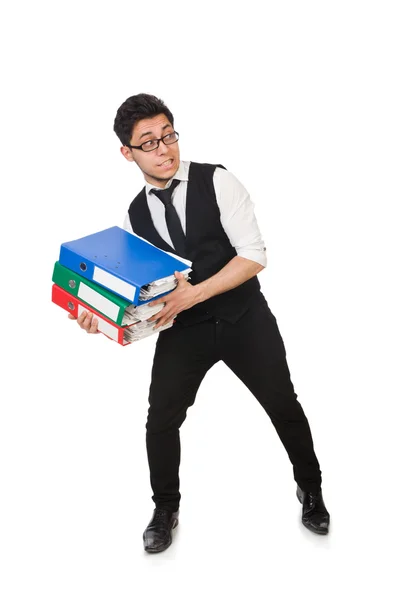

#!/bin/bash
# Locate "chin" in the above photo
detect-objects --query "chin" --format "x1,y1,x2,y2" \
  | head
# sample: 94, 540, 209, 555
171, 162, 179, 177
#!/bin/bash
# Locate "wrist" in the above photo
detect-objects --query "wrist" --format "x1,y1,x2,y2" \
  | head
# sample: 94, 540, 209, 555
194, 281, 208, 304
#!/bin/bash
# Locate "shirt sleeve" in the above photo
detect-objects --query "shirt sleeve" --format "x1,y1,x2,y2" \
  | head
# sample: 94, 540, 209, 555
123, 213, 133, 233
213, 167, 267, 268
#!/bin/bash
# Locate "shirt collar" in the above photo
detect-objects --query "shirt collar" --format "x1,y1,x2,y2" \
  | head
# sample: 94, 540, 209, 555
146, 160, 190, 195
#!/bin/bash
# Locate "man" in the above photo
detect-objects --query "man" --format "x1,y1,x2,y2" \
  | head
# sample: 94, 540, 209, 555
72, 93, 330, 553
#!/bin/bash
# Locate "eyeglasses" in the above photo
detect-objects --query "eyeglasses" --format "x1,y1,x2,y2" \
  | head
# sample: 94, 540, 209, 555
126, 131, 179, 152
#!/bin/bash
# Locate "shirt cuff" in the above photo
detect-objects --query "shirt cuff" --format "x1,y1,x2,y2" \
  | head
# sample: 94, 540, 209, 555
235, 247, 267, 267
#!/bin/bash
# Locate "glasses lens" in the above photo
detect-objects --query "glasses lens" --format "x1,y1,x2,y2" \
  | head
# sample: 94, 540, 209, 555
141, 139, 159, 152
163, 132, 179, 145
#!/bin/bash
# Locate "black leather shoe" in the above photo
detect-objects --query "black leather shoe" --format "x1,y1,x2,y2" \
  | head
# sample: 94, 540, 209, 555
296, 486, 330, 535
143, 508, 179, 553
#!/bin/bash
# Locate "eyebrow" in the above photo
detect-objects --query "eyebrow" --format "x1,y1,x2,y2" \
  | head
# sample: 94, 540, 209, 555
138, 123, 171, 141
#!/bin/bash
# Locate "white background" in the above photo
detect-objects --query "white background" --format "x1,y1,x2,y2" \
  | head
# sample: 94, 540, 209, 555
1, 1, 396, 598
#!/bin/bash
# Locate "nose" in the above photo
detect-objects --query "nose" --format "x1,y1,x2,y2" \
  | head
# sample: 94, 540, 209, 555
156, 139, 169, 154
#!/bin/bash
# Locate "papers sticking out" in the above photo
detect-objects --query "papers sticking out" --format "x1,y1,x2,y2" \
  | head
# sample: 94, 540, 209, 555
138, 271, 191, 301
123, 302, 164, 325
123, 319, 174, 343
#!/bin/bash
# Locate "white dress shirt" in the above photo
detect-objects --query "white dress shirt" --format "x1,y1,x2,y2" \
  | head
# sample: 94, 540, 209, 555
123, 160, 267, 267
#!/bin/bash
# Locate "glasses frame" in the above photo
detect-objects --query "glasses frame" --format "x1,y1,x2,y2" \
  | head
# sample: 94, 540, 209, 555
126, 131, 179, 152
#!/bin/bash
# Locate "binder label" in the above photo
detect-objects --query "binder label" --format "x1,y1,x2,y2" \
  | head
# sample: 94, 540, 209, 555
77, 305, 118, 341
93, 266, 136, 302
79, 282, 120, 322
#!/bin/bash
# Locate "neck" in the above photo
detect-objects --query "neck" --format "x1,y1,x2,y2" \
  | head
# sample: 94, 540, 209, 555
144, 174, 170, 188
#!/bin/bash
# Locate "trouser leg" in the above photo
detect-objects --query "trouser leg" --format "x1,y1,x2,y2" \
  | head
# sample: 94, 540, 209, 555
221, 296, 322, 492
146, 320, 218, 511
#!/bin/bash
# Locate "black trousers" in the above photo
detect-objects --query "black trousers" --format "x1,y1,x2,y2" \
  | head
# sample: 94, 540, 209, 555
146, 294, 322, 512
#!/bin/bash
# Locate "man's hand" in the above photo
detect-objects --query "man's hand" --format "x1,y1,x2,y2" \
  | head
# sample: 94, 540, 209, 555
68, 311, 100, 334
148, 271, 202, 329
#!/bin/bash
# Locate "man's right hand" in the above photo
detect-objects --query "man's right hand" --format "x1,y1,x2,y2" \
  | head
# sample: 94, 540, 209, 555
68, 311, 100, 334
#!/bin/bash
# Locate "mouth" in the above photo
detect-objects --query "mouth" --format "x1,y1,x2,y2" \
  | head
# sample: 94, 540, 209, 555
159, 158, 174, 168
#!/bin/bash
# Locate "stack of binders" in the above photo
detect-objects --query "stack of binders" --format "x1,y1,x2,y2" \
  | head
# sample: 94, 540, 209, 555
51, 226, 192, 346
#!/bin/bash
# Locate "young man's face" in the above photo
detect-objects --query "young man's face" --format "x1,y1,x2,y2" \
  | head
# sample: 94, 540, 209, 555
120, 113, 180, 187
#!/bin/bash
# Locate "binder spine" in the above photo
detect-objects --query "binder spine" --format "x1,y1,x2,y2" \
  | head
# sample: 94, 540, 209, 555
59, 246, 96, 280
59, 246, 139, 304
52, 262, 128, 325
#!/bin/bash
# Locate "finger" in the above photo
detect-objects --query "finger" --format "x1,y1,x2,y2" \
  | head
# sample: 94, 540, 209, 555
89, 317, 100, 334
150, 303, 164, 315
148, 299, 161, 307
77, 310, 88, 326
153, 314, 169, 328
68, 314, 77, 320
175, 271, 186, 284
155, 316, 175, 330
154, 312, 175, 329
148, 308, 167, 323
80, 311, 94, 331
83, 312, 96, 332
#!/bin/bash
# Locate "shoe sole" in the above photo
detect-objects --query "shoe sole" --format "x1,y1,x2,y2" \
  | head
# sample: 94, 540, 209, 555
144, 518, 179, 553
301, 523, 329, 535
296, 489, 329, 535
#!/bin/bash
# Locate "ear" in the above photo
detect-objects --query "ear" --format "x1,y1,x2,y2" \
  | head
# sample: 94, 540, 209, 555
120, 146, 135, 163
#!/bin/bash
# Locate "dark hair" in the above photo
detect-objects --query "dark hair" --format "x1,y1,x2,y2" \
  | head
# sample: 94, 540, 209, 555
113, 93, 174, 146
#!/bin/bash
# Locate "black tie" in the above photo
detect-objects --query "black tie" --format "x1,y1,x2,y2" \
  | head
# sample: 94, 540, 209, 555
151, 179, 186, 256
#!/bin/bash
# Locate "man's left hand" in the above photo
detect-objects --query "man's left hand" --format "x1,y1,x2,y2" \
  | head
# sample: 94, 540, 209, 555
148, 271, 201, 329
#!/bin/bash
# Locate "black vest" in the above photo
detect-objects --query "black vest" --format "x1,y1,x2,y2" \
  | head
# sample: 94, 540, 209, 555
128, 161, 262, 325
